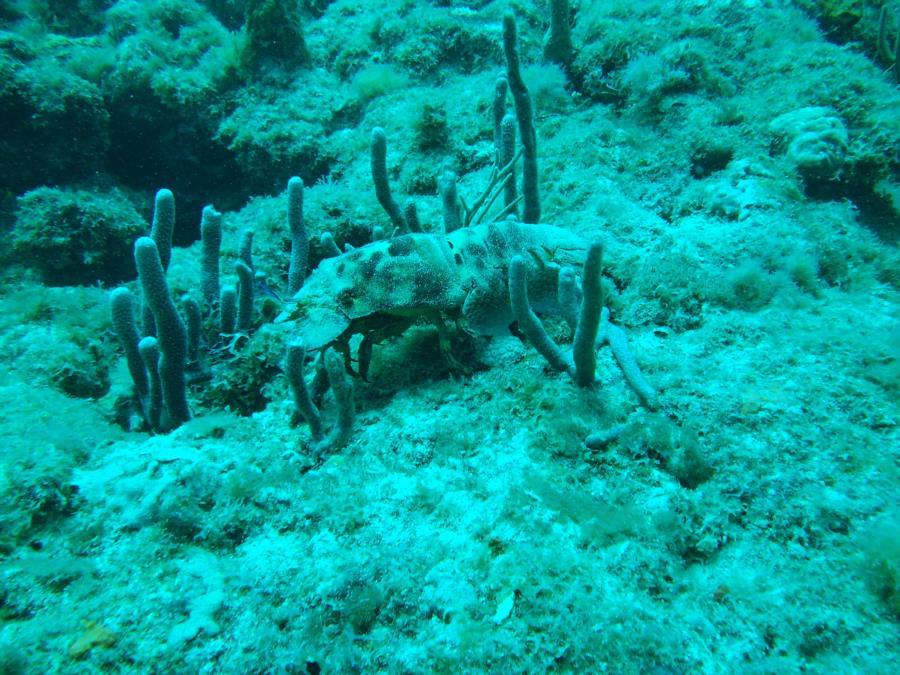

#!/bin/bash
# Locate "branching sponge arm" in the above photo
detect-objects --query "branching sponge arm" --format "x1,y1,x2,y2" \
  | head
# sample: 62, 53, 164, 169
139, 336, 163, 431
572, 242, 603, 387
317, 349, 355, 456
287, 176, 308, 296
503, 12, 540, 224
234, 260, 254, 333
200, 205, 222, 316
287, 345, 355, 458
150, 189, 175, 272
286, 344, 324, 442
110, 287, 149, 405
371, 128, 409, 234
599, 309, 658, 409
509, 255, 572, 374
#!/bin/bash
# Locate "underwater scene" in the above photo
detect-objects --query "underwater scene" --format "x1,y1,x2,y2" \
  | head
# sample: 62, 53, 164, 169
0, 0, 898, 672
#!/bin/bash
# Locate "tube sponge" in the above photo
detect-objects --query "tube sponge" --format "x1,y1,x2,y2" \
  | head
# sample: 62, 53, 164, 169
200, 205, 222, 314
109, 287, 149, 404
509, 255, 572, 375
150, 189, 175, 271
572, 242, 603, 387
234, 260, 254, 333
287, 176, 308, 296
503, 13, 540, 224
134, 236, 191, 428
287, 345, 355, 458
371, 127, 409, 233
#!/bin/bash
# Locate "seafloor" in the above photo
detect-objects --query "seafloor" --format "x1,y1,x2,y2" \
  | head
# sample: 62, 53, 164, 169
0, 1, 897, 673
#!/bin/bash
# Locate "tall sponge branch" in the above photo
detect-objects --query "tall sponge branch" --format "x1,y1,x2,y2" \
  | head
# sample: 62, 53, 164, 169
134, 236, 191, 428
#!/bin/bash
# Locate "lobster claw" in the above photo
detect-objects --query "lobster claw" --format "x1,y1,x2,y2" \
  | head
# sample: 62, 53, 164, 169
294, 306, 351, 351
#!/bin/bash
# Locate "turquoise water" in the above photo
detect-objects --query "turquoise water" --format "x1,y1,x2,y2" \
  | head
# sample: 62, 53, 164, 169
0, 1, 897, 672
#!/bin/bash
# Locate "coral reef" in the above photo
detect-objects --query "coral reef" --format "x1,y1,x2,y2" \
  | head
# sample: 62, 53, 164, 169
0, 1, 898, 673
12, 187, 146, 286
